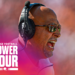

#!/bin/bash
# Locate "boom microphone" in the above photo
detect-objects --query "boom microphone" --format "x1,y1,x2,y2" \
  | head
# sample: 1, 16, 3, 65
25, 1, 30, 7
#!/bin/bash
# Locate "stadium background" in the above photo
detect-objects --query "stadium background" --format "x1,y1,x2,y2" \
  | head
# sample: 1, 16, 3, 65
0, 0, 75, 75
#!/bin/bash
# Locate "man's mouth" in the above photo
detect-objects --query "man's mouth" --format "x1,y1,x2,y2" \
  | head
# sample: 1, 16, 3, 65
47, 41, 56, 49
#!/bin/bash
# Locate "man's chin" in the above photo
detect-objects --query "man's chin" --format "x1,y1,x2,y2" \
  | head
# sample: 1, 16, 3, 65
43, 49, 53, 58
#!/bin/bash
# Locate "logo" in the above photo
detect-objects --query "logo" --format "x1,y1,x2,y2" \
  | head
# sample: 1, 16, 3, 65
0, 43, 18, 71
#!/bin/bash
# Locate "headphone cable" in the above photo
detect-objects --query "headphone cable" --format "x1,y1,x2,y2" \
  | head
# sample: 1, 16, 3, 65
18, 37, 28, 52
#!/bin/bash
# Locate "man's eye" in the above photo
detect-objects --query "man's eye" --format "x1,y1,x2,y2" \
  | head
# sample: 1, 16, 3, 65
54, 28, 57, 31
58, 29, 61, 32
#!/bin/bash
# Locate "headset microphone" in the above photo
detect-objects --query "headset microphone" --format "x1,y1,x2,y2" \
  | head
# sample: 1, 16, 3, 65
25, 1, 30, 7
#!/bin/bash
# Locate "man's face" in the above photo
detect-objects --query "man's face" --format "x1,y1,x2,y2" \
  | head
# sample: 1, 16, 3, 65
29, 9, 61, 58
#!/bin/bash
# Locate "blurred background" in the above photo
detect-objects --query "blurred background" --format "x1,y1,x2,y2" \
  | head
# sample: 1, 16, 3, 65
0, 0, 75, 75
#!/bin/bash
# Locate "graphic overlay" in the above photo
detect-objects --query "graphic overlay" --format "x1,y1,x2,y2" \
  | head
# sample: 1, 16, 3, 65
0, 43, 18, 71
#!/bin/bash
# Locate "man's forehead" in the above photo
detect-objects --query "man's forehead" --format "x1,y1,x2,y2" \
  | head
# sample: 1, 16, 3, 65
41, 11, 57, 24
46, 18, 59, 25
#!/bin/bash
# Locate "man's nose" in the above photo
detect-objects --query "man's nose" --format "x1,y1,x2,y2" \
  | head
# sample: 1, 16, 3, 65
53, 29, 61, 38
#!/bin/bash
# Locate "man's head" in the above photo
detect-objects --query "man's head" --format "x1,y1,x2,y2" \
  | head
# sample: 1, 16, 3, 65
19, 2, 61, 59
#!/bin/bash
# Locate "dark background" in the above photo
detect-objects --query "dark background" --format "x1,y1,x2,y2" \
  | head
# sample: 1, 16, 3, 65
0, 0, 75, 75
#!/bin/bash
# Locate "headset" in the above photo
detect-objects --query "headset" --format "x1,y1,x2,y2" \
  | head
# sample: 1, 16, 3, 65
18, 1, 45, 44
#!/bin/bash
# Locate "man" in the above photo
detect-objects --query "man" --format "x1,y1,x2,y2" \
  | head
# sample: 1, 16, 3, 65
13, 1, 61, 75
